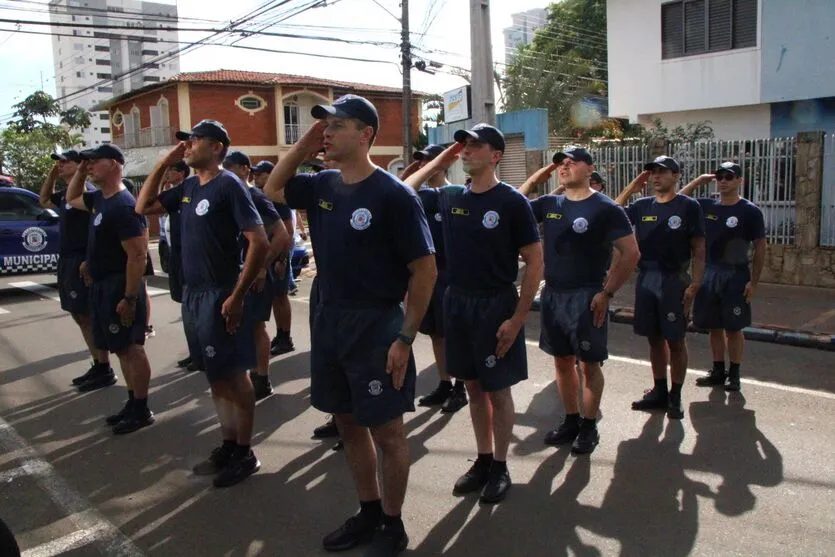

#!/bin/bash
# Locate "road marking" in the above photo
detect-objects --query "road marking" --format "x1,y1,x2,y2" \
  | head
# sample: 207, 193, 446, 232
522, 339, 835, 400
21, 523, 109, 557
8, 281, 61, 302
146, 286, 167, 298
0, 417, 144, 557
0, 307, 9, 315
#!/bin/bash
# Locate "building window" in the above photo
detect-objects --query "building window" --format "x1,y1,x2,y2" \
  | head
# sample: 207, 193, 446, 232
100, 127, 110, 134
112, 111, 124, 128
661, 0, 757, 59
97, 86, 113, 93
143, 76, 160, 83
234, 93, 268, 116
142, 49, 158, 56
100, 113, 109, 120
284, 103, 299, 144
96, 59, 111, 66
95, 45, 108, 52
96, 73, 111, 79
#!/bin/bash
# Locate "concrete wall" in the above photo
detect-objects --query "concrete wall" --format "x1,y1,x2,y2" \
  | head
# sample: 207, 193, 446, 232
639, 104, 772, 140
771, 98, 835, 137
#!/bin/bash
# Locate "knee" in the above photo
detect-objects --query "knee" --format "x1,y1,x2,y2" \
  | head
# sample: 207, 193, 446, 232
667, 339, 687, 354
371, 422, 406, 451
648, 335, 667, 349
555, 356, 576, 374
464, 381, 487, 402
487, 389, 513, 411
581, 362, 603, 381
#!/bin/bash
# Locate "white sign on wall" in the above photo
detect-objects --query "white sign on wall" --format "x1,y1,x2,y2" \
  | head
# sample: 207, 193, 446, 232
443, 86, 472, 123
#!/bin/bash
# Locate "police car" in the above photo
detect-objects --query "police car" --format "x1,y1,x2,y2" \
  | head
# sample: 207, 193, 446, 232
0, 187, 60, 275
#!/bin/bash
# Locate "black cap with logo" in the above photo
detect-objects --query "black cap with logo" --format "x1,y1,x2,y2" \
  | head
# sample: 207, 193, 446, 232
251, 160, 275, 174
311, 94, 379, 133
553, 146, 594, 165
223, 150, 251, 168
453, 123, 506, 152
413, 144, 445, 161
79, 144, 125, 165
714, 161, 743, 177
51, 149, 82, 162
590, 171, 604, 184
175, 119, 231, 146
644, 155, 681, 173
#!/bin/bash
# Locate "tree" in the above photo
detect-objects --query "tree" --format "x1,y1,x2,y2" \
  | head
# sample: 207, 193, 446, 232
0, 128, 58, 192
503, 0, 608, 138
60, 106, 92, 131
8, 90, 88, 145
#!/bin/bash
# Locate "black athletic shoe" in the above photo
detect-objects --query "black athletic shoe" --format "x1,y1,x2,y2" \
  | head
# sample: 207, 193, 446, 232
71, 363, 98, 386
418, 382, 452, 406
544, 416, 581, 446
250, 373, 273, 400
363, 524, 408, 557
112, 407, 154, 435
193, 445, 235, 476
186, 360, 203, 372
213, 450, 260, 488
571, 424, 600, 455
176, 356, 193, 368
696, 371, 726, 387
667, 394, 684, 420
105, 399, 132, 426
323, 513, 379, 552
631, 387, 669, 411
270, 332, 295, 356
479, 467, 511, 504
313, 417, 339, 439
724, 371, 741, 392
332, 440, 344, 451
440, 388, 468, 413
453, 460, 491, 495
77, 370, 117, 392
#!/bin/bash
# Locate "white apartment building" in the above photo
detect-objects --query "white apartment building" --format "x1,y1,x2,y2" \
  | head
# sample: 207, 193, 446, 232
49, 0, 180, 147
503, 7, 548, 64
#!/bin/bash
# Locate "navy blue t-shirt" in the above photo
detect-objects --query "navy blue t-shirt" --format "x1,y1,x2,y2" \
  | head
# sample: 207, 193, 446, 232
417, 187, 445, 270
626, 194, 705, 273
284, 168, 434, 304
165, 183, 183, 256
698, 197, 765, 266
158, 170, 263, 289
83, 188, 146, 281
440, 182, 540, 290
51, 182, 95, 255
531, 191, 632, 289
241, 186, 279, 257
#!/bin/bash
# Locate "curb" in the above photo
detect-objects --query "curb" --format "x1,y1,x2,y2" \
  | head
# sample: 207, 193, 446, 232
530, 297, 835, 352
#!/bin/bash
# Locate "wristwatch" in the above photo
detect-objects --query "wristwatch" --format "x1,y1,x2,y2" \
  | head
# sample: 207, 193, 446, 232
602, 289, 615, 299
123, 294, 138, 304
397, 332, 415, 346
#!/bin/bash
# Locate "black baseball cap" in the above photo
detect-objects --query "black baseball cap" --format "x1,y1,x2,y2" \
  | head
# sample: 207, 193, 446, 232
223, 150, 251, 168
453, 123, 506, 152
714, 161, 743, 177
590, 171, 604, 184
79, 144, 125, 165
251, 160, 275, 174
413, 144, 445, 161
553, 147, 593, 165
311, 94, 379, 132
51, 149, 82, 162
302, 159, 327, 171
175, 119, 231, 146
644, 156, 680, 173
169, 160, 190, 175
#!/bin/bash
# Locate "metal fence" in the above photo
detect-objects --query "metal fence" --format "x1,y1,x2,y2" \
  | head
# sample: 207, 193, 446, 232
821, 134, 835, 247
550, 137, 797, 245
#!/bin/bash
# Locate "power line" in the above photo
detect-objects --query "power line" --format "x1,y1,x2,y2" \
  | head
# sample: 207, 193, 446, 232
2, 0, 220, 24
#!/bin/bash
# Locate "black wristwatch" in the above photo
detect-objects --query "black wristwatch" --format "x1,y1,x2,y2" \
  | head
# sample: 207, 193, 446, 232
602, 289, 615, 299
396, 332, 415, 346
123, 294, 137, 304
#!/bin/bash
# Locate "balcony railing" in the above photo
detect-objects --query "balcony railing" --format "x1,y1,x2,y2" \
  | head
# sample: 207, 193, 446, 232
113, 126, 175, 149
284, 123, 300, 145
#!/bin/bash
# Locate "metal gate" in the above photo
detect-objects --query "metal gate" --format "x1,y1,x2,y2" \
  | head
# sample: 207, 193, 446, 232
499, 135, 528, 187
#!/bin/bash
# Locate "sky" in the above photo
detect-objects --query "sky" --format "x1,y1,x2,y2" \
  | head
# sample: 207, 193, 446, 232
0, 0, 553, 121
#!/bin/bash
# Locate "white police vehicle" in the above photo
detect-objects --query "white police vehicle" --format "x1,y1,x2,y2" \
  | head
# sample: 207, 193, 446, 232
0, 187, 61, 275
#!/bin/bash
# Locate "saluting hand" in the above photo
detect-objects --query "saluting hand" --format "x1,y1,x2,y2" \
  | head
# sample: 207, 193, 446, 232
695, 174, 716, 186
163, 142, 188, 166
495, 318, 523, 359
221, 293, 244, 334
530, 163, 560, 186
386, 339, 410, 390
297, 120, 327, 154
400, 160, 422, 181
630, 170, 651, 192
435, 142, 464, 171
590, 292, 610, 328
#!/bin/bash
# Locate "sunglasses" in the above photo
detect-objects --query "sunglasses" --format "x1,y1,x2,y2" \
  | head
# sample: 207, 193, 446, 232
715, 173, 737, 182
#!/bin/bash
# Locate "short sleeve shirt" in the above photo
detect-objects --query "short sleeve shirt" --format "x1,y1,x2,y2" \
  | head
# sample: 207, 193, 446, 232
417, 187, 446, 270
626, 194, 705, 273
697, 197, 765, 266
83, 188, 146, 281
52, 182, 96, 255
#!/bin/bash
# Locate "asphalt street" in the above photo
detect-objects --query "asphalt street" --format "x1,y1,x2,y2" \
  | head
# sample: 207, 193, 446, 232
1, 246, 834, 557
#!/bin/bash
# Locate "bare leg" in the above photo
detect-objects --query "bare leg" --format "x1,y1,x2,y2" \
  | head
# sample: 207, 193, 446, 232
430, 336, 449, 381
648, 335, 669, 381
580, 362, 605, 419
726, 331, 744, 364
119, 345, 151, 398
227, 372, 255, 445
465, 380, 493, 454
72, 313, 109, 363
555, 356, 580, 414
667, 338, 688, 386
486, 388, 514, 462
335, 413, 380, 502
253, 321, 270, 377
275, 293, 292, 333
709, 329, 726, 362
211, 383, 238, 442
370, 417, 409, 516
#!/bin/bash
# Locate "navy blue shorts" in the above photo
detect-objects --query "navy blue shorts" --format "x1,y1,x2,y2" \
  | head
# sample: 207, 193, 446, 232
272, 251, 293, 296
693, 266, 752, 332
144, 253, 154, 277
168, 251, 183, 303
443, 286, 527, 392
418, 272, 447, 337
90, 274, 147, 353
309, 275, 320, 332
539, 285, 608, 362
245, 275, 274, 322
311, 302, 415, 427
633, 270, 689, 340
182, 286, 256, 383
57, 252, 89, 315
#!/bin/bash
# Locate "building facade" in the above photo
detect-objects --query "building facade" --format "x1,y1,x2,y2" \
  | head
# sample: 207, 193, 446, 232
607, 0, 835, 139
503, 8, 548, 64
48, 0, 181, 147
101, 70, 422, 178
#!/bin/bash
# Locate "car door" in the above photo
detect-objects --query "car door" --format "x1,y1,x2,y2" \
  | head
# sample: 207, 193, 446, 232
0, 189, 61, 275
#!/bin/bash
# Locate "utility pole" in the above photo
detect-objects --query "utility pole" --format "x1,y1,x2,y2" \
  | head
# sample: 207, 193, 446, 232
401, 0, 413, 164
470, 0, 496, 125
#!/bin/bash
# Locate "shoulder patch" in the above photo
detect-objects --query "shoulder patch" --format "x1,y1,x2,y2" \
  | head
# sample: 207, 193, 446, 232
318, 199, 333, 211
641, 215, 658, 222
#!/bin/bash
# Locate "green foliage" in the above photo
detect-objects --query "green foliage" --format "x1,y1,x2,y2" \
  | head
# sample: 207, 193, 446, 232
503, 0, 608, 137
644, 118, 715, 143
0, 128, 58, 192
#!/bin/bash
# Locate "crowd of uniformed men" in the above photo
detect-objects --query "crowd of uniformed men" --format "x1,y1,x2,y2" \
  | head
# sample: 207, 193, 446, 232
39, 93, 765, 557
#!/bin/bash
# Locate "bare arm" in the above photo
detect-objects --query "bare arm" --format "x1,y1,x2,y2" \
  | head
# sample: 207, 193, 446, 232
402, 143, 464, 190
233, 226, 269, 300
399, 160, 422, 188
137, 143, 186, 215
66, 161, 90, 211
266, 220, 292, 265
690, 237, 706, 286
751, 238, 766, 286
614, 170, 651, 207
496, 241, 543, 357
264, 121, 326, 205
401, 254, 438, 338
604, 234, 640, 295
518, 163, 559, 197
121, 233, 148, 298
680, 174, 715, 197
39, 163, 60, 208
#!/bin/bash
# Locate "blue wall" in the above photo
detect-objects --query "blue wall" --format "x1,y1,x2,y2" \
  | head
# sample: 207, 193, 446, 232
761, 0, 835, 103
428, 108, 549, 150
770, 97, 835, 137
